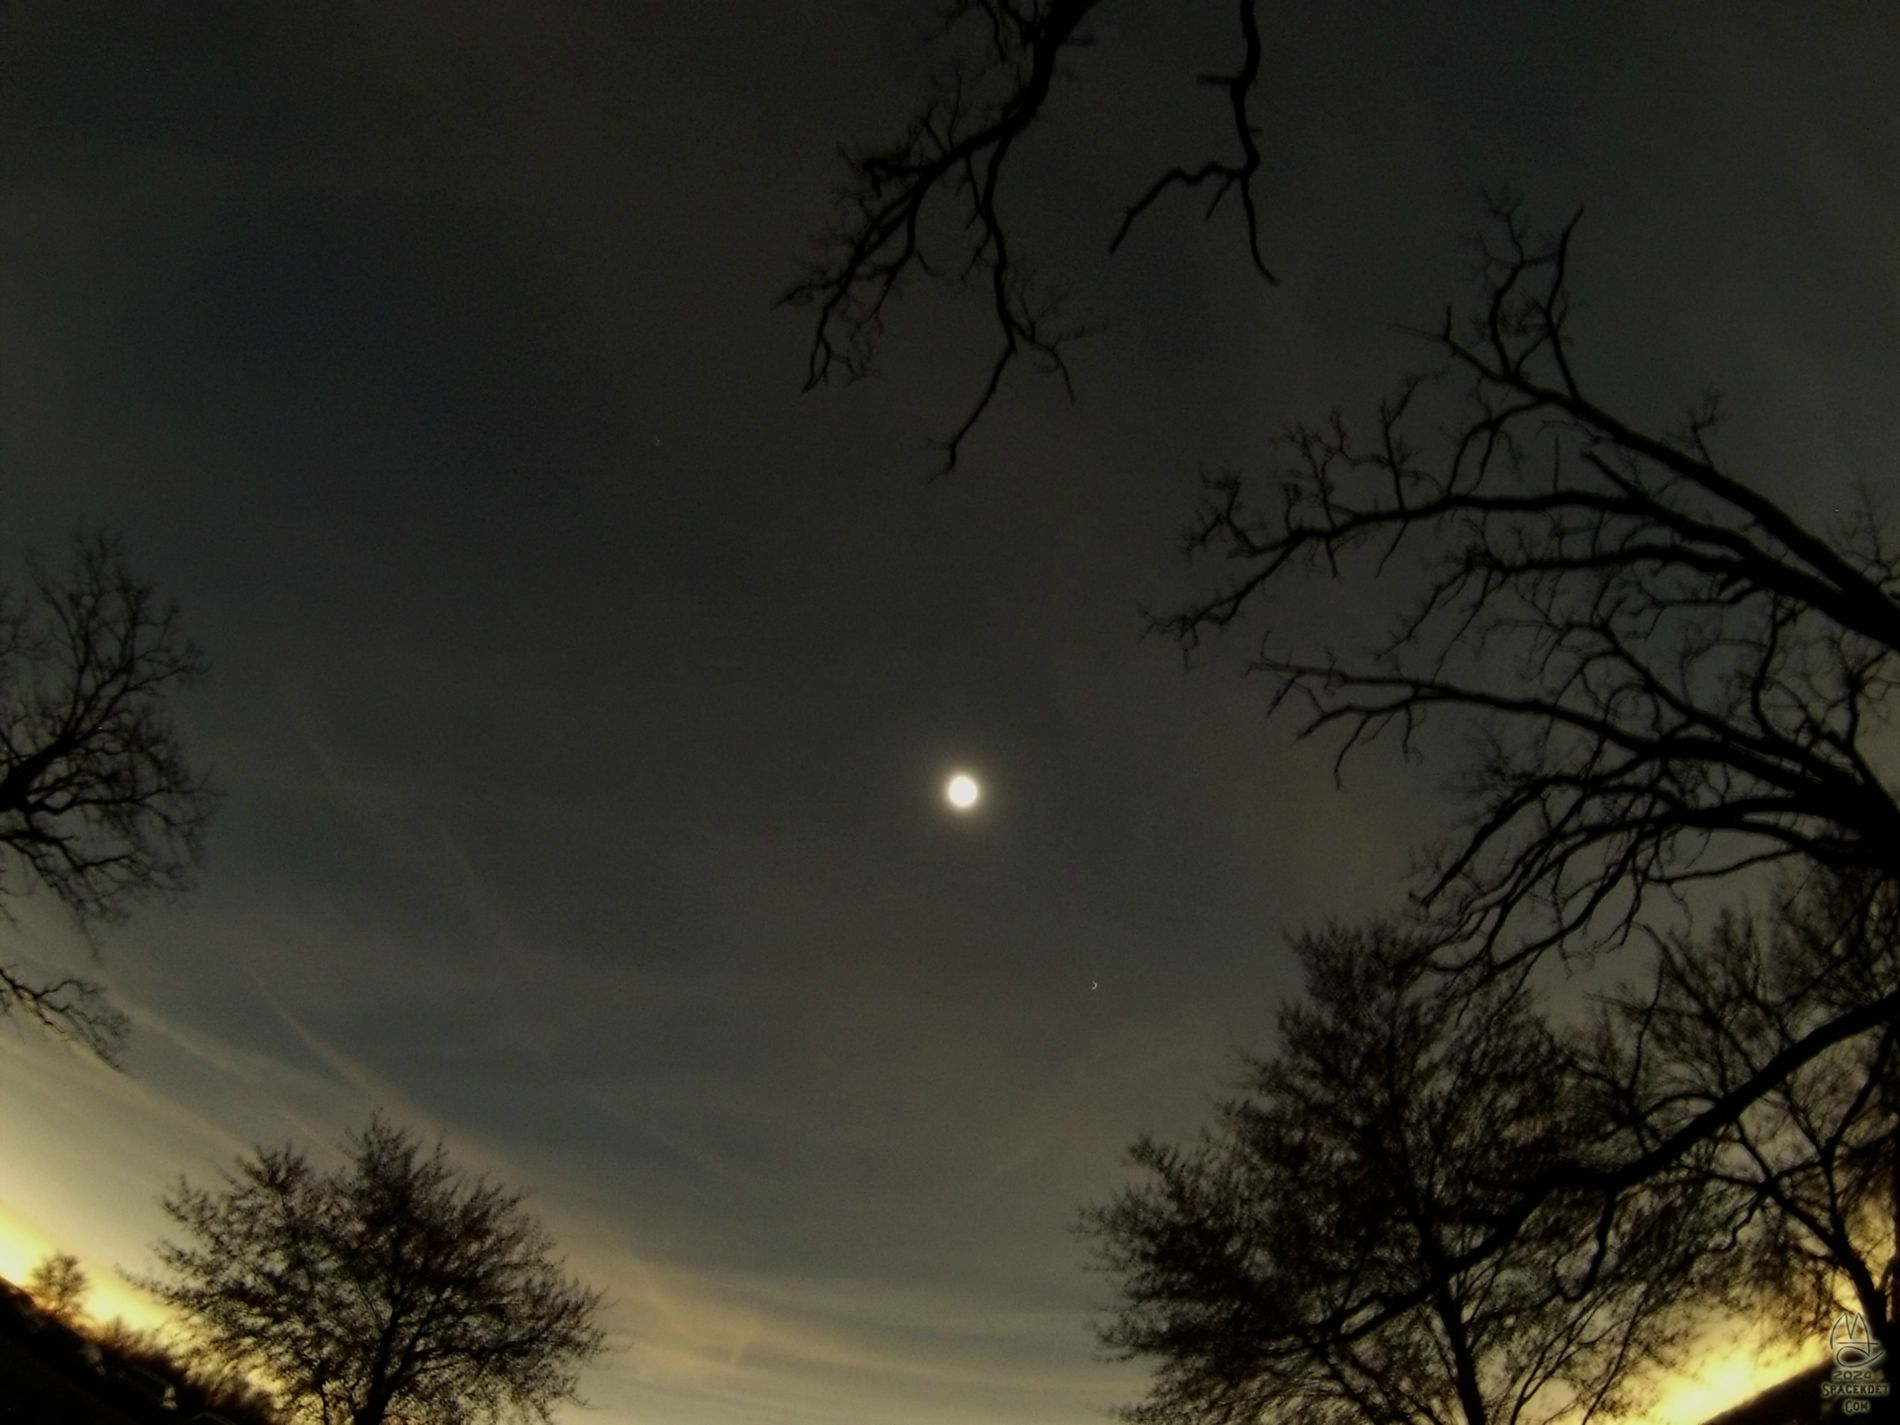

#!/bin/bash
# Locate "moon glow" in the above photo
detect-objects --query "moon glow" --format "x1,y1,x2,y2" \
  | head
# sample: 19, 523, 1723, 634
945, 773, 981, 810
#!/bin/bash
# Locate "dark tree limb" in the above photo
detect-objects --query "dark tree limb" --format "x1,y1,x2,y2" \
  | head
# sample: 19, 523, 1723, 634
785, 0, 1275, 472
1099, 205, 1900, 1384
1108, 0, 1275, 281
1581, 875, 1900, 1359
1083, 922, 1712, 1425
1246, 877, 1900, 1377
0, 530, 218, 1061
1154, 201, 1900, 966
0, 962, 128, 1064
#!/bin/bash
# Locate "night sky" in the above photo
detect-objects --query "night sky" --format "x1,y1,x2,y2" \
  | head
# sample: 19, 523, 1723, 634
3, 5, 1897, 1423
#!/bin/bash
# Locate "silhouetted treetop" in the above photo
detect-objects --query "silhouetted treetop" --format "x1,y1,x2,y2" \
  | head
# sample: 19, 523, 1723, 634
26, 1249, 89, 1322
1580, 869, 1900, 1365
140, 1114, 607, 1425
1084, 921, 1708, 1425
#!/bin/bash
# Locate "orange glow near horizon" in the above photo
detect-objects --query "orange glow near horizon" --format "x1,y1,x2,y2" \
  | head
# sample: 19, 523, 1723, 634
0, 1196, 1847, 1422
0, 1197, 169, 1333
1647, 1328, 1816, 1425
0, 1200, 57, 1286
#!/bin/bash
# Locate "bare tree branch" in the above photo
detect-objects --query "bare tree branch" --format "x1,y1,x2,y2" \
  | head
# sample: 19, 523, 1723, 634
1154, 201, 1900, 967
0, 529, 219, 1062
1108, 0, 1274, 281
1187, 882, 1900, 1380
785, 0, 1276, 472
1584, 872, 1900, 1363
1100, 209, 1900, 1375
1082, 922, 1712, 1425
0, 962, 129, 1063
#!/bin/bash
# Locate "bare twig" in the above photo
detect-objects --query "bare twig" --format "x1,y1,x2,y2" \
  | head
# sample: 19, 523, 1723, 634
0, 530, 218, 1059
786, 0, 1276, 471
1155, 201, 1900, 966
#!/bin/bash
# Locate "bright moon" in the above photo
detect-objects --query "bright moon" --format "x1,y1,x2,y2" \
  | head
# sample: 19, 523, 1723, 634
945, 773, 981, 810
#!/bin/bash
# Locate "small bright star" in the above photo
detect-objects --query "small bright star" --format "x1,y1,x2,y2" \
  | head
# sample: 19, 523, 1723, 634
945, 773, 981, 810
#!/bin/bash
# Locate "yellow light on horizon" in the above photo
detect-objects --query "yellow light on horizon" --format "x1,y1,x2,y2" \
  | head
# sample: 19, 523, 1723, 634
0, 1199, 168, 1333
0, 1200, 56, 1286
1647, 1330, 1815, 1425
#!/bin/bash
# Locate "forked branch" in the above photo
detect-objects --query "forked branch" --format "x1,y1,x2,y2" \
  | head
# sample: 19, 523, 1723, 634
786, 0, 1276, 472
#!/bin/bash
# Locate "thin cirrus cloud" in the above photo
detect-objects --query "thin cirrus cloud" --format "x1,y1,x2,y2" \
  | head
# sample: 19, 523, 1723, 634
51, 991, 1109, 1425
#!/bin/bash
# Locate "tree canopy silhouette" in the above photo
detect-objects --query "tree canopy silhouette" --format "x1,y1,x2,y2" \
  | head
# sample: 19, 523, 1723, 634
26, 1249, 89, 1322
139, 1115, 608, 1425
1083, 923, 1710, 1425
796, 18, 1900, 1399
0, 530, 218, 1060
1582, 870, 1900, 1368
1093, 206, 1900, 1393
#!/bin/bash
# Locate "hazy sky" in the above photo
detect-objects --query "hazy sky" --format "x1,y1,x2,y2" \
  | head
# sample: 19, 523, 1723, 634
2, 5, 1895, 1423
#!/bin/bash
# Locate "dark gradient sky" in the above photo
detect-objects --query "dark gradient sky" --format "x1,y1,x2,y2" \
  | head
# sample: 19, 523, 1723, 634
2, 5, 1896, 1422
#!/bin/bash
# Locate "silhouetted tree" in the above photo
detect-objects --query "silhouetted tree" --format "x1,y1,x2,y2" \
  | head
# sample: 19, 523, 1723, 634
1155, 203, 1899, 973
139, 1115, 607, 1425
1091, 205, 1900, 1376
785, 0, 1274, 471
795, 22, 1896, 950
1582, 871, 1900, 1370
799, 29, 1900, 1384
26, 1249, 89, 1321
1082, 923, 1709, 1425
0, 529, 218, 1060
